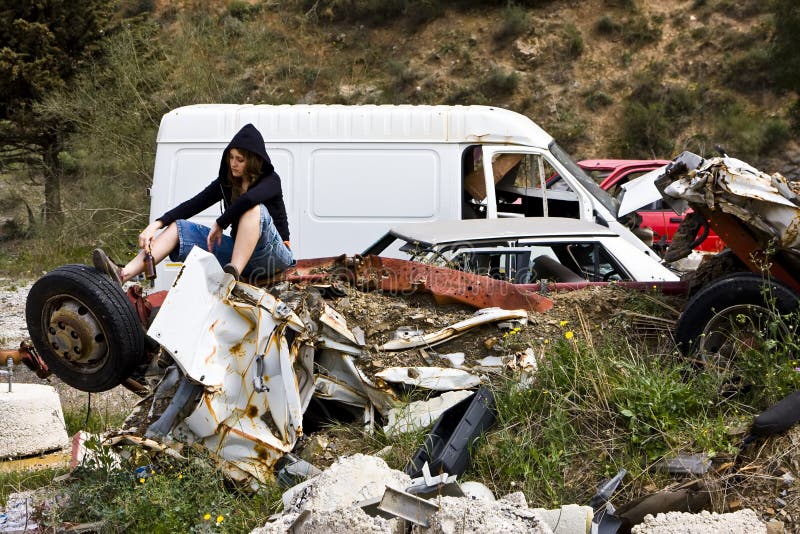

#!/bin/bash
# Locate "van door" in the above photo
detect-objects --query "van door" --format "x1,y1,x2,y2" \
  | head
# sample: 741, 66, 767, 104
477, 147, 593, 222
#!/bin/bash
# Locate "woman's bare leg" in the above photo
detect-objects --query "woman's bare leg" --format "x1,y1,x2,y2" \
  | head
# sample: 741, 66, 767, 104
121, 223, 180, 282
229, 205, 261, 274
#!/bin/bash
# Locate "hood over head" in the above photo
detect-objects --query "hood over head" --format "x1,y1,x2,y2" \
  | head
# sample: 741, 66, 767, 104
217, 123, 275, 180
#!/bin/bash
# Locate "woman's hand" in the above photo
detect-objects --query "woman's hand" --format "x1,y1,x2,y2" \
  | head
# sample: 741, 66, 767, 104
207, 223, 223, 252
139, 221, 163, 253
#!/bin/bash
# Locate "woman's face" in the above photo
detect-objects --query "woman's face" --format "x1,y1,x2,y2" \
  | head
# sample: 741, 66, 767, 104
229, 148, 246, 178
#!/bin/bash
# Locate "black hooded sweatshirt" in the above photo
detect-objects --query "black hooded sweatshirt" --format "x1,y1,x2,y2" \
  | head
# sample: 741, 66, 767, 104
157, 123, 290, 242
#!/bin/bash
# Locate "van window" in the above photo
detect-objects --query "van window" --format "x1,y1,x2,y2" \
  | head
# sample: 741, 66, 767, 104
490, 153, 580, 219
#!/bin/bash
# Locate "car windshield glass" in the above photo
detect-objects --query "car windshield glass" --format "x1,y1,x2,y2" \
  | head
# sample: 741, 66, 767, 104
549, 142, 620, 216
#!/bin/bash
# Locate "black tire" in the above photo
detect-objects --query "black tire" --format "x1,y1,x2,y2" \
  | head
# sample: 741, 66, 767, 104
675, 273, 799, 356
26, 264, 146, 392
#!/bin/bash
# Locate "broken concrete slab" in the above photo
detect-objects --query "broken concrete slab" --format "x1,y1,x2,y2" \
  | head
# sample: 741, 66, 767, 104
630, 509, 766, 533
0, 383, 69, 460
530, 504, 594, 534
283, 454, 412, 514
252, 506, 401, 534
418, 495, 554, 533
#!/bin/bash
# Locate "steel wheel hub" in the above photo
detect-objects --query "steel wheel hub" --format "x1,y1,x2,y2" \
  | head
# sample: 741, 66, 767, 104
44, 297, 108, 372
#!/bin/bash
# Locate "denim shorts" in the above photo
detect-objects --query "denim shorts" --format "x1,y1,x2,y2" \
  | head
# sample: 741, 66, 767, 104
170, 205, 295, 280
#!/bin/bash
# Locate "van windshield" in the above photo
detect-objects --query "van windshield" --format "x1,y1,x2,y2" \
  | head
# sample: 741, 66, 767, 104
549, 141, 620, 217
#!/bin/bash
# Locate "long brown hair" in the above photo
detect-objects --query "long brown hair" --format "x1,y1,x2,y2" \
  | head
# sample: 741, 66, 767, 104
227, 147, 263, 197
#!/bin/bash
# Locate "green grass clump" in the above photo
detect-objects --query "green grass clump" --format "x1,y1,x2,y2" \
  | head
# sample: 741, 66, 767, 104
584, 89, 614, 111
62, 402, 131, 437
561, 23, 584, 59
467, 319, 793, 507
48, 448, 282, 532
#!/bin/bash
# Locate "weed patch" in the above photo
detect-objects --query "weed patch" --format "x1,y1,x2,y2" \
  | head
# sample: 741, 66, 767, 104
46, 448, 281, 532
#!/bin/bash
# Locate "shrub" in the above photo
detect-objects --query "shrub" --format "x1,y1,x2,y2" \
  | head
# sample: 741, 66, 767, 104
561, 23, 584, 59
714, 106, 790, 159
481, 65, 520, 96
584, 89, 614, 111
595, 14, 621, 35
495, 3, 530, 42
771, 0, 800, 91
226, 0, 262, 20
723, 48, 774, 92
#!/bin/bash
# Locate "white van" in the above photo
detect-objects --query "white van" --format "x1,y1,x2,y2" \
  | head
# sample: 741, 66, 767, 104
150, 104, 656, 289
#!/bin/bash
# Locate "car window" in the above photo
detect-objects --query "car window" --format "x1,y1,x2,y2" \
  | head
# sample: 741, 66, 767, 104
490, 153, 580, 218
441, 241, 629, 283
560, 242, 625, 281
636, 200, 665, 211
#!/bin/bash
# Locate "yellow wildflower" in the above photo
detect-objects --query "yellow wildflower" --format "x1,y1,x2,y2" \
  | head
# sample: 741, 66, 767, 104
203, 513, 211, 521
565, 331, 574, 340
139, 478, 145, 484
559, 320, 568, 327
216, 515, 225, 524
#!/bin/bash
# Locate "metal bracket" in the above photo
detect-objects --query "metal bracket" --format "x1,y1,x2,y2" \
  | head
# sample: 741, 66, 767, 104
0, 357, 13, 392
253, 355, 269, 392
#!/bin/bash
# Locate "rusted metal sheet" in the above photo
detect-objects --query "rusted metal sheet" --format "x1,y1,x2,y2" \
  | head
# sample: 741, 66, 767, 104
149, 248, 319, 483
696, 208, 800, 293
274, 255, 553, 313
380, 308, 528, 351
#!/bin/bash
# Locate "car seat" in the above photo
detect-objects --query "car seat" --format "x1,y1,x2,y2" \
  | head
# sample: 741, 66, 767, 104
532, 255, 586, 283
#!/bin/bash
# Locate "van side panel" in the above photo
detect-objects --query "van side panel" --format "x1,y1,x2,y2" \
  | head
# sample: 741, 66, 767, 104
296, 145, 452, 258
310, 149, 438, 217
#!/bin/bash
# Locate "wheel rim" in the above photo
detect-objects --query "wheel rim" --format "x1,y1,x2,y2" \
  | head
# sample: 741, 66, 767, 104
697, 303, 784, 394
41, 294, 110, 374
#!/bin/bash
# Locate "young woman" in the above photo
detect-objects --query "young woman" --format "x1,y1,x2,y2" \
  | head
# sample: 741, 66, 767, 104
93, 123, 293, 284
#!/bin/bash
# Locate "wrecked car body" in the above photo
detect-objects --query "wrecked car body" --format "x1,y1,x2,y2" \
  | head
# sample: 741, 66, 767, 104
363, 216, 684, 292
620, 152, 800, 363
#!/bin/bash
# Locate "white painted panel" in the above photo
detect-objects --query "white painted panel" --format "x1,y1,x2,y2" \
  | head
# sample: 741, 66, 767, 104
310, 149, 439, 218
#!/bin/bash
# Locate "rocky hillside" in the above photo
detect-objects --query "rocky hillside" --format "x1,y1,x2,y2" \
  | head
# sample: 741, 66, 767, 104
141, 0, 798, 171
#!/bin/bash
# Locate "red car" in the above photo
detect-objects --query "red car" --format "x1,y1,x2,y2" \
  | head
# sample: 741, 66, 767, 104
577, 159, 725, 253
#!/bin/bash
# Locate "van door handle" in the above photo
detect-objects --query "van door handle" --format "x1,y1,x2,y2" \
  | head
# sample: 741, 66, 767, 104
669, 217, 683, 223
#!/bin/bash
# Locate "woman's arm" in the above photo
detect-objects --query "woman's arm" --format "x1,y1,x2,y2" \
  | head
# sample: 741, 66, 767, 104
158, 178, 223, 228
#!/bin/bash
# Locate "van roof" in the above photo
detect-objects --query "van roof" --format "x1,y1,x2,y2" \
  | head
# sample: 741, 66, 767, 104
157, 104, 553, 147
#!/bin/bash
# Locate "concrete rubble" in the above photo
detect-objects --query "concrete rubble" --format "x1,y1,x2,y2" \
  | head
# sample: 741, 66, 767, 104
630, 509, 767, 533
254, 453, 562, 534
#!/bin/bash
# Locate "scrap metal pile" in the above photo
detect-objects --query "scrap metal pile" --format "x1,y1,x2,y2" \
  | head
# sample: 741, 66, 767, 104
628, 151, 800, 277
122, 247, 535, 486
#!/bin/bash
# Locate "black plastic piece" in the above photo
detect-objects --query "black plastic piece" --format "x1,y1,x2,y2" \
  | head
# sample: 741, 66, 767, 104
748, 390, 800, 440
404, 387, 496, 478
